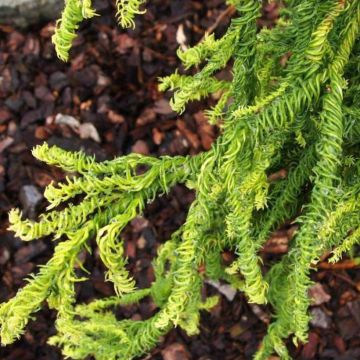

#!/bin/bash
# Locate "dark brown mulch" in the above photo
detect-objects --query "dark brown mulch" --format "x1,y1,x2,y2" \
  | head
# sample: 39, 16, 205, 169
1, 1, 360, 359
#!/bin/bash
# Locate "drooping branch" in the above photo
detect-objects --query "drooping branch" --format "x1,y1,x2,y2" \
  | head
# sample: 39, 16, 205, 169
1, 1, 359, 359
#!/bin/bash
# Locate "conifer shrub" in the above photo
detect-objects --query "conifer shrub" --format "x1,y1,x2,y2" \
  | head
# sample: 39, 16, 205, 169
1, 0, 360, 359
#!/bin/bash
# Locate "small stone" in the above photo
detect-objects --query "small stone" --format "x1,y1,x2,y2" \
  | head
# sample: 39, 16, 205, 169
7, 120, 17, 136
19, 185, 43, 219
49, 71, 69, 91
137, 236, 147, 250
154, 99, 174, 115
0, 108, 12, 123
309, 283, 331, 306
152, 128, 164, 145
338, 316, 359, 340
40, 23, 56, 38
229, 324, 245, 338
12, 263, 35, 281
7, 31, 25, 50
34, 126, 51, 140
194, 111, 215, 150
262, 234, 289, 254
176, 24, 187, 48
347, 299, 360, 323
131, 217, 150, 232
161, 343, 190, 360
23, 90, 37, 108
14, 242, 47, 264
0, 246, 10, 265
0, 136, 14, 153
73, 68, 97, 88
107, 110, 125, 124
115, 34, 137, 54
206, 279, 237, 301
55, 113, 80, 130
142, 227, 156, 248
21, 109, 42, 128
131, 313, 142, 321
97, 73, 111, 88
23, 36, 40, 56
333, 335, 346, 353
5, 94, 23, 112
302, 332, 320, 359
126, 241, 136, 259
132, 140, 149, 155
310, 307, 331, 329
176, 119, 201, 150
268, 169, 287, 182
250, 304, 270, 324
35, 86, 54, 102
136, 107, 156, 126
79, 123, 101, 143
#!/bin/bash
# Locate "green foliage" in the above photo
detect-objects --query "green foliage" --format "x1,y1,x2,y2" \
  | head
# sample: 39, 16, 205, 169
52, 0, 98, 61
52, 0, 145, 61
1, 0, 360, 359
115, 0, 146, 28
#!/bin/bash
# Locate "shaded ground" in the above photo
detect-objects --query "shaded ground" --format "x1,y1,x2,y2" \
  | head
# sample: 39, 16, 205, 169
0, 1, 360, 359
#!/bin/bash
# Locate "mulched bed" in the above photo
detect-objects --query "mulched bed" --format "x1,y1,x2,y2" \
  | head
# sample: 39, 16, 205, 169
0, 1, 360, 359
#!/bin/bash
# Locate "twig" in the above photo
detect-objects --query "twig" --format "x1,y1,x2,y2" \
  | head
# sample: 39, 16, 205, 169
317, 258, 360, 270
200, 6, 236, 42
331, 271, 360, 291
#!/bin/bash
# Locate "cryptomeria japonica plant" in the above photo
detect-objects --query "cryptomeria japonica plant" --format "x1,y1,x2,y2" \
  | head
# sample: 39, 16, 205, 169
1, 0, 359, 358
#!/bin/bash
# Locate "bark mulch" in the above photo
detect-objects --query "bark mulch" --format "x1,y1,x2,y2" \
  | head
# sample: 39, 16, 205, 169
1, 1, 360, 359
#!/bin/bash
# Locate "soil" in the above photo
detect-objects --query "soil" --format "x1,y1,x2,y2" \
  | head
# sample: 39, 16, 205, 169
1, 1, 360, 359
